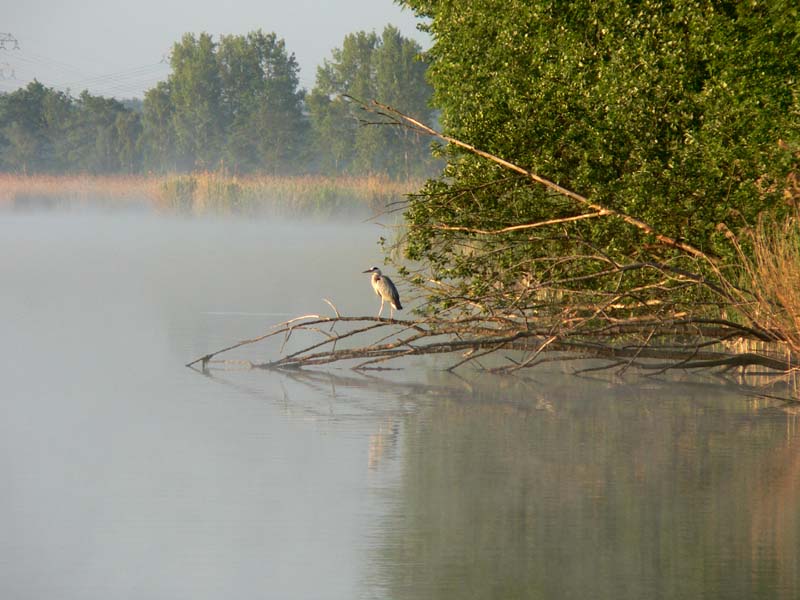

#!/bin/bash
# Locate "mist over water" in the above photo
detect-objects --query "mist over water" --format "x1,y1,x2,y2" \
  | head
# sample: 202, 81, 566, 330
2, 211, 799, 599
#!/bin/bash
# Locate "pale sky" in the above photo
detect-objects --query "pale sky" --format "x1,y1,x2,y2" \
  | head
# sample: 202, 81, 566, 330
0, 0, 428, 98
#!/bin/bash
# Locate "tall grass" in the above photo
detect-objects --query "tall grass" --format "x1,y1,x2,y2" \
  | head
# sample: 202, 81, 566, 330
0, 173, 160, 211
740, 213, 800, 354
0, 172, 422, 217
153, 172, 416, 217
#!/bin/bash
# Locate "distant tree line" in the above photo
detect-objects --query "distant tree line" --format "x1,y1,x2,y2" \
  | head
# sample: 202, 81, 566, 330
0, 25, 435, 178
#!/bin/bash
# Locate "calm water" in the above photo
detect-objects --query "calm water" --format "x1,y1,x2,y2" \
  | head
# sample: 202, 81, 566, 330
2, 212, 799, 599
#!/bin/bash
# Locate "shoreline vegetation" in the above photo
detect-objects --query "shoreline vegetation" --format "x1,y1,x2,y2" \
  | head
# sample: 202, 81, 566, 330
0, 172, 421, 217
189, 106, 800, 395
5, 9, 799, 393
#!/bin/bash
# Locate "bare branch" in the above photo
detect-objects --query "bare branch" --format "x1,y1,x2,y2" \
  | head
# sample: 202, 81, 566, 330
431, 211, 611, 235
349, 96, 715, 263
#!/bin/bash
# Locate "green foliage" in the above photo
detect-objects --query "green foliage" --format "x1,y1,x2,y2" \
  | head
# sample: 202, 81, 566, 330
0, 81, 141, 173
0, 25, 434, 179
308, 25, 436, 177
0, 81, 67, 171
142, 81, 176, 170
400, 0, 800, 310
168, 32, 224, 170
114, 111, 143, 173
142, 30, 308, 173
217, 31, 307, 173
66, 91, 141, 173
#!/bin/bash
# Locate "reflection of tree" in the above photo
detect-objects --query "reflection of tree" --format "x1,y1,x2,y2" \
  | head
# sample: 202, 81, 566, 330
374, 374, 800, 600
748, 409, 800, 596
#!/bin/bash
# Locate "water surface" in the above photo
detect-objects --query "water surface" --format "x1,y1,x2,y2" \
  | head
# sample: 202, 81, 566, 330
2, 213, 798, 599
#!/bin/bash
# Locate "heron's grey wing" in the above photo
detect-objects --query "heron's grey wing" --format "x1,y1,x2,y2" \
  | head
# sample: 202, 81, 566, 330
384, 275, 402, 309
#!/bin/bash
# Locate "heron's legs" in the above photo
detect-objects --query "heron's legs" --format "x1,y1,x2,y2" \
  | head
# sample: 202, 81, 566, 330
377, 298, 385, 318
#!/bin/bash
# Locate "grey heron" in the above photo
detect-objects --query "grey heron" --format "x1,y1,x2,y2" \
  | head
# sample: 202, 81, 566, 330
363, 267, 402, 318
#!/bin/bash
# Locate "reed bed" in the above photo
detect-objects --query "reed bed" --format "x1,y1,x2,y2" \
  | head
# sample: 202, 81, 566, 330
0, 173, 160, 211
0, 172, 421, 217
739, 213, 800, 354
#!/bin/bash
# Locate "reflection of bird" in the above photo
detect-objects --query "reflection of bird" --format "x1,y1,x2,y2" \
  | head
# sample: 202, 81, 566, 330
368, 418, 400, 470
363, 267, 402, 318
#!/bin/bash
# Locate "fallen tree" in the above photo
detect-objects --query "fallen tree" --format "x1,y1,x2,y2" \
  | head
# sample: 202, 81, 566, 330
185, 111, 798, 380
189, 1, 800, 381
186, 312, 799, 376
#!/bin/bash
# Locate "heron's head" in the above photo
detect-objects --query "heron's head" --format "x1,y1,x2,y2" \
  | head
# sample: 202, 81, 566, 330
362, 267, 382, 275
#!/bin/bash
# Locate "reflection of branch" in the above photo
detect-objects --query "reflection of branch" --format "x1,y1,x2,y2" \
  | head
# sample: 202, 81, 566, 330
607, 352, 797, 372
185, 313, 325, 368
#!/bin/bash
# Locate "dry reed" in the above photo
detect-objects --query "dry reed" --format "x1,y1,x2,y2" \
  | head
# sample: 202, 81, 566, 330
0, 173, 160, 210
741, 214, 800, 353
0, 172, 422, 217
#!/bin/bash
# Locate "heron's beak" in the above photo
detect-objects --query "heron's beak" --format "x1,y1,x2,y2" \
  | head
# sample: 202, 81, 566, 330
362, 269, 372, 273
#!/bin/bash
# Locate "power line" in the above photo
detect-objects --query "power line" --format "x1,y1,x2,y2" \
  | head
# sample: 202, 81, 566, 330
2, 43, 171, 98
0, 32, 173, 97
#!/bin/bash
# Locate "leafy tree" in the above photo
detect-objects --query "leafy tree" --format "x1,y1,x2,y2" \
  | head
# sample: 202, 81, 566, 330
217, 32, 266, 170
305, 88, 354, 172
309, 31, 377, 174
0, 81, 72, 172
115, 110, 143, 173
66, 91, 136, 173
308, 25, 434, 177
217, 30, 307, 173
398, 0, 800, 311
169, 32, 224, 170
373, 25, 434, 177
151, 30, 307, 173
0, 82, 142, 174
141, 81, 177, 171
2, 121, 39, 172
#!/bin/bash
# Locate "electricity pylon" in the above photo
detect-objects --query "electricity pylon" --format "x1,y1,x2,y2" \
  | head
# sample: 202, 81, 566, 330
0, 33, 20, 50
